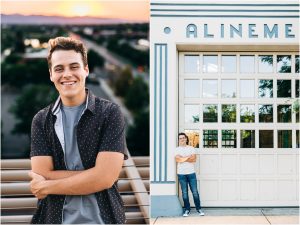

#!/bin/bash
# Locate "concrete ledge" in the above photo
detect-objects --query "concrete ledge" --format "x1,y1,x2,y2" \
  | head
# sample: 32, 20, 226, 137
151, 195, 182, 217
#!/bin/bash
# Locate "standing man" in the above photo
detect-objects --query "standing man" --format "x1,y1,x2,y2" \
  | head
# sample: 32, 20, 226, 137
28, 37, 127, 224
175, 132, 204, 217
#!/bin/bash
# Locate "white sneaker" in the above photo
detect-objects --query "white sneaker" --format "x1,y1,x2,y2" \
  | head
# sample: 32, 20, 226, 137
183, 210, 190, 217
197, 209, 205, 216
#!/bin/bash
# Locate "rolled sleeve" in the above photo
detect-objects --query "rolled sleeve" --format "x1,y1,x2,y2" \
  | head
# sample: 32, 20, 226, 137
98, 104, 128, 159
30, 112, 52, 157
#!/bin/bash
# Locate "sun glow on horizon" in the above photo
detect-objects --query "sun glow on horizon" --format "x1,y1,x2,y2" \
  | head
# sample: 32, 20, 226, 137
59, 1, 103, 17
1, 1, 149, 21
71, 4, 92, 17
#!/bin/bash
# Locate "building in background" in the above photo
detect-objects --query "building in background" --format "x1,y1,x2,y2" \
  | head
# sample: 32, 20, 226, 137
150, 0, 299, 217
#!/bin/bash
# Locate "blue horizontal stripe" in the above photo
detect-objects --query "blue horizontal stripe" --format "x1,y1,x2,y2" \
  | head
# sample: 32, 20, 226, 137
151, 9, 300, 12
151, 14, 299, 18
150, 181, 176, 184
151, 3, 300, 7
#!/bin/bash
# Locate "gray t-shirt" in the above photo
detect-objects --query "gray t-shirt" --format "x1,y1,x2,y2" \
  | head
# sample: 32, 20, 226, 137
61, 103, 104, 224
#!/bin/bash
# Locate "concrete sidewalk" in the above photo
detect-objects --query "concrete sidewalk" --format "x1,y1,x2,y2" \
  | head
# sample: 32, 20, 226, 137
151, 208, 299, 224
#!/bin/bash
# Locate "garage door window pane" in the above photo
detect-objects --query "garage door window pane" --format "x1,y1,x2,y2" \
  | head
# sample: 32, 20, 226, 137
203, 55, 218, 73
184, 55, 199, 73
222, 104, 236, 122
259, 55, 273, 73
203, 130, 218, 148
277, 55, 291, 73
222, 80, 236, 98
259, 130, 273, 148
297, 130, 300, 148
278, 130, 292, 148
241, 130, 255, 148
222, 130, 237, 148
221, 55, 236, 73
240, 105, 255, 123
240, 80, 255, 98
185, 105, 199, 123
277, 80, 291, 98
277, 105, 291, 123
296, 55, 299, 73
259, 105, 273, 123
185, 80, 200, 98
185, 130, 199, 148
296, 80, 299, 98
258, 79, 273, 98
240, 55, 255, 73
203, 104, 218, 122
203, 80, 218, 98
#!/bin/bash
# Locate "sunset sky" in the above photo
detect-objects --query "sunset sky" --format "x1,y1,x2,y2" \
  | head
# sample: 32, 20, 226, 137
1, 0, 149, 21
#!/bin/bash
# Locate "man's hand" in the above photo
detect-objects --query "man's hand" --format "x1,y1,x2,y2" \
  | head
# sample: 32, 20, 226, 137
28, 171, 48, 199
186, 154, 196, 163
175, 155, 190, 162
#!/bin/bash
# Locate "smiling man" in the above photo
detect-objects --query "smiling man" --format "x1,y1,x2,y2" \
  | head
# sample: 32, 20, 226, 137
29, 37, 127, 224
175, 133, 204, 217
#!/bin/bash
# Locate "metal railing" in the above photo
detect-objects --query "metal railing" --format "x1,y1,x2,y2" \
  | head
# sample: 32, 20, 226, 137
1, 156, 149, 224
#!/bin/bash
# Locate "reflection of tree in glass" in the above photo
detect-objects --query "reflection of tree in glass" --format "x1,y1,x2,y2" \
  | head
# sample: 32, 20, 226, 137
260, 55, 273, 64
222, 130, 236, 148
259, 80, 273, 97
296, 80, 300, 98
222, 105, 236, 122
277, 105, 291, 122
293, 100, 299, 123
241, 130, 255, 148
241, 130, 251, 139
241, 106, 255, 123
278, 130, 291, 148
203, 130, 218, 148
277, 80, 291, 97
192, 115, 199, 123
296, 55, 299, 73
259, 105, 273, 122
277, 55, 291, 73
222, 91, 236, 98
203, 105, 217, 122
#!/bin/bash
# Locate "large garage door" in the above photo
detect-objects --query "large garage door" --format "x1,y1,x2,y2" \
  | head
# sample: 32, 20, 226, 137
178, 52, 299, 206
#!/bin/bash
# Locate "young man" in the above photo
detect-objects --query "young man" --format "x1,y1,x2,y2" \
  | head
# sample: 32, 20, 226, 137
175, 133, 204, 217
28, 37, 127, 224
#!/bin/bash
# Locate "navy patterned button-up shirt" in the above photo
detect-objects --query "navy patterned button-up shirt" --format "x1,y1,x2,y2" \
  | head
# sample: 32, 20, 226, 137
30, 90, 128, 224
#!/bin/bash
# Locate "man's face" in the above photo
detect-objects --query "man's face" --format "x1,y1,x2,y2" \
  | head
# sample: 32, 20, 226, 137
178, 135, 187, 146
49, 50, 88, 101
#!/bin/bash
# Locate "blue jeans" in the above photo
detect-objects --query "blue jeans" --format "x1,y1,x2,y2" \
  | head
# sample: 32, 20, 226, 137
178, 173, 201, 211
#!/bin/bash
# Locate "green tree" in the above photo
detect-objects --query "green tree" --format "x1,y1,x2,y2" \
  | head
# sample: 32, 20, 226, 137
15, 30, 25, 53
126, 109, 149, 156
88, 49, 105, 72
2, 59, 50, 88
125, 77, 149, 112
115, 66, 133, 96
10, 85, 58, 136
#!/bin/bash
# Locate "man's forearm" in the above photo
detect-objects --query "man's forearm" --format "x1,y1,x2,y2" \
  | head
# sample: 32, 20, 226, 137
41, 167, 113, 196
41, 170, 83, 180
176, 156, 190, 162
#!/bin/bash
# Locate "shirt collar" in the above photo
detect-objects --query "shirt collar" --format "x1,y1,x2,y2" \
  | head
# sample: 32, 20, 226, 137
51, 88, 96, 115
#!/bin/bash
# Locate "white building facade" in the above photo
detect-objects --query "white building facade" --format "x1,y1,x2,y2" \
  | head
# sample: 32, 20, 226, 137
150, 0, 299, 217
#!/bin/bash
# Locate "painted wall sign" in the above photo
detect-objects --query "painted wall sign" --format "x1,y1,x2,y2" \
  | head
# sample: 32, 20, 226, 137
186, 23, 295, 38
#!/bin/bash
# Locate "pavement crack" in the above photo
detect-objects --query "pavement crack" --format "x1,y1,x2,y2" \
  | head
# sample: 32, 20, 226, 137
153, 216, 159, 224
261, 209, 271, 224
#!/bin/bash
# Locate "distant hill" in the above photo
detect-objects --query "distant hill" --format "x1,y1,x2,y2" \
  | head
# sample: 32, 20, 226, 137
1, 14, 145, 25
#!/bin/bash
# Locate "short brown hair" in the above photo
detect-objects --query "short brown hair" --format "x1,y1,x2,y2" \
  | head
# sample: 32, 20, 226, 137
178, 132, 189, 145
47, 37, 88, 69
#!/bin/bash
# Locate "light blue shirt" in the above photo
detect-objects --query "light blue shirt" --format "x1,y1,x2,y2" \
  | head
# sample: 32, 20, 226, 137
60, 103, 104, 224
